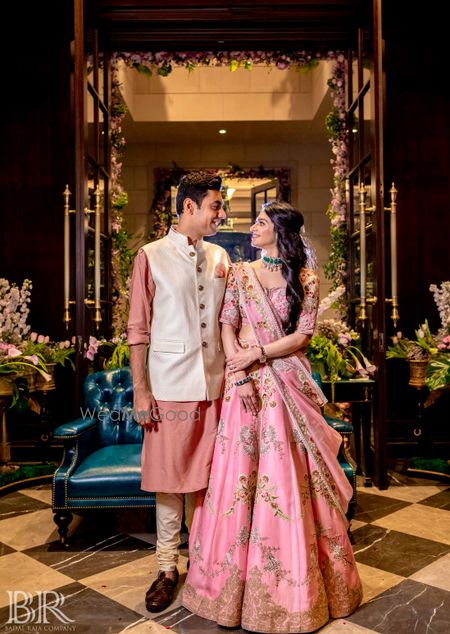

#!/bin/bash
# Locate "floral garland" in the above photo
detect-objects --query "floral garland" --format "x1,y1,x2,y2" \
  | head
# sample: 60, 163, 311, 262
323, 55, 349, 315
110, 60, 134, 336
149, 164, 291, 240
108, 50, 349, 327
114, 50, 328, 77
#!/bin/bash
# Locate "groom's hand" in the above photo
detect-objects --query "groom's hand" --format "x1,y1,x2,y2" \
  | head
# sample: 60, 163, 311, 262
134, 388, 160, 431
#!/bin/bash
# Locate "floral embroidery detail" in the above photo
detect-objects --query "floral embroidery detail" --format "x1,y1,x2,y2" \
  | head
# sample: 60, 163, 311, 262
241, 566, 330, 633
204, 476, 217, 516
259, 372, 277, 411
223, 369, 235, 401
323, 535, 355, 567
224, 471, 258, 516
321, 560, 363, 619
183, 565, 245, 627
216, 418, 229, 454
296, 269, 320, 335
219, 266, 240, 328
272, 357, 297, 373
258, 543, 297, 587
237, 425, 259, 461
255, 474, 290, 520
259, 424, 284, 458
306, 470, 338, 508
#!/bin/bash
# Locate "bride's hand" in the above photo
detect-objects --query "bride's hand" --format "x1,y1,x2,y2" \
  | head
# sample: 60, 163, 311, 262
226, 341, 259, 372
236, 380, 259, 415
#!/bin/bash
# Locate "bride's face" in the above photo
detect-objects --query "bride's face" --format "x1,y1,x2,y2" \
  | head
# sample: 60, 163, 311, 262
250, 211, 276, 249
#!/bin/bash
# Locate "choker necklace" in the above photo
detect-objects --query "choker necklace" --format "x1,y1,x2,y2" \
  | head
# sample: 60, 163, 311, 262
261, 250, 283, 272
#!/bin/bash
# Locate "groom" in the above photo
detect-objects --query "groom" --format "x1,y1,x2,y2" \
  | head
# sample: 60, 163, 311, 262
127, 171, 229, 612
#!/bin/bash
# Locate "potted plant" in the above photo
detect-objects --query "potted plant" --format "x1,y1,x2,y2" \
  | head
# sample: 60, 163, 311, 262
85, 333, 130, 369
387, 321, 438, 388
306, 318, 376, 385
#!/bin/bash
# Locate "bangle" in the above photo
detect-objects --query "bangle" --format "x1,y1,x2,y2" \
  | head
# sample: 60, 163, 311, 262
235, 375, 252, 387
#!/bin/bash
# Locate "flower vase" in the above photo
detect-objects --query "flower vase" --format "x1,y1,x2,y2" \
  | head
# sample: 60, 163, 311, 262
408, 359, 429, 389
0, 376, 15, 397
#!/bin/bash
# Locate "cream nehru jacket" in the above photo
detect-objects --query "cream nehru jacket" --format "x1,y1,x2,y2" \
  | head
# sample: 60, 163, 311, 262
142, 228, 230, 401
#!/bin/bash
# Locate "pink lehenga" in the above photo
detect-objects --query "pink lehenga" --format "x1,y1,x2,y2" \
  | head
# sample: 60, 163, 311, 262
182, 262, 363, 633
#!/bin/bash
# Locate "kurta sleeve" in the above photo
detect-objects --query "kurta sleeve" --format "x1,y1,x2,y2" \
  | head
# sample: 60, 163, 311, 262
127, 249, 155, 345
296, 269, 319, 335
219, 265, 240, 328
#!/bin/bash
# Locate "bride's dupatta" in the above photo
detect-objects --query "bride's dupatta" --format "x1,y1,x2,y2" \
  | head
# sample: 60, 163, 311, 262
234, 262, 352, 522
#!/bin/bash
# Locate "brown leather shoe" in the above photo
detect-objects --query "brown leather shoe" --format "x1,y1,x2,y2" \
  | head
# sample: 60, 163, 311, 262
145, 569, 179, 613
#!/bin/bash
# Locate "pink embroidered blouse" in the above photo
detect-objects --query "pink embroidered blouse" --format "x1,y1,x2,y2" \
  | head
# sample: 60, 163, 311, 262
219, 266, 319, 335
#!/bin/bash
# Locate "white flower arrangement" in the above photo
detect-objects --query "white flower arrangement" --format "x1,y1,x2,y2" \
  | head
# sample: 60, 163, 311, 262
317, 285, 346, 317
429, 281, 450, 332
0, 278, 32, 345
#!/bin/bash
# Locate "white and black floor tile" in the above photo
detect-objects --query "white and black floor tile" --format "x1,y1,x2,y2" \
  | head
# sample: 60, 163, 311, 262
0, 477, 449, 633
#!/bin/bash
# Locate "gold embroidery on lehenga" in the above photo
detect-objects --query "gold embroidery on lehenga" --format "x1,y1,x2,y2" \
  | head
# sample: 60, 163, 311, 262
323, 534, 355, 567
255, 474, 291, 520
259, 424, 285, 458
216, 418, 228, 454
321, 559, 363, 618
237, 424, 259, 461
224, 471, 258, 516
306, 471, 338, 508
183, 565, 245, 627
241, 566, 329, 633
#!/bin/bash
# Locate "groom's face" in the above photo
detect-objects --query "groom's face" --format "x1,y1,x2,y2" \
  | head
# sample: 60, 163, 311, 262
191, 189, 226, 237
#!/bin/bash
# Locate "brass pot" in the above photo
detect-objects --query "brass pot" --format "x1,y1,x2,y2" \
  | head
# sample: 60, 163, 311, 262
0, 367, 37, 395
408, 359, 429, 388
0, 376, 14, 397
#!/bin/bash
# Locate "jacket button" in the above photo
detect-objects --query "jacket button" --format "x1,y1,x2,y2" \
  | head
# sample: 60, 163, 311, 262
189, 252, 195, 257
201, 322, 206, 328
202, 341, 208, 347
198, 285, 204, 291
197, 266, 202, 272
199, 303, 205, 309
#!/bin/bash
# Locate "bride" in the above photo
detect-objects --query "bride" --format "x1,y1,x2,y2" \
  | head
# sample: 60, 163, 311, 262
182, 201, 362, 633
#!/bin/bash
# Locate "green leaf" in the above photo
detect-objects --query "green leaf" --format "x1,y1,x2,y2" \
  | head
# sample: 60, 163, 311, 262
426, 354, 450, 391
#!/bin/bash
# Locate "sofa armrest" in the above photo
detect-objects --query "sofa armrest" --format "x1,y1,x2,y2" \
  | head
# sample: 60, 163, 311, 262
54, 417, 98, 440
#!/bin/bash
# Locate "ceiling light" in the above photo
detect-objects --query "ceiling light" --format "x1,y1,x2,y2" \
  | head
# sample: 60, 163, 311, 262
226, 187, 236, 200
219, 129, 227, 135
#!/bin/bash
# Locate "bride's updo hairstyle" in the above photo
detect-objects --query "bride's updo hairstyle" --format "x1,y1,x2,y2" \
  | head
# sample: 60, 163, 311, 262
262, 201, 308, 334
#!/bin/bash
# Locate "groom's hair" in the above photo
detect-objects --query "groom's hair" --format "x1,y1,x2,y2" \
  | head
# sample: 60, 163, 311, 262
176, 171, 222, 217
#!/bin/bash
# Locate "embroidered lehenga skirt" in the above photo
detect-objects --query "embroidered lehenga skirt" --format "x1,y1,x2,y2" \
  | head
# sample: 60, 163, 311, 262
182, 361, 363, 633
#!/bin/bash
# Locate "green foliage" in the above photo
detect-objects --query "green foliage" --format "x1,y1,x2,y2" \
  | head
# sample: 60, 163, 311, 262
426, 353, 450, 391
386, 320, 438, 361
103, 340, 130, 370
113, 192, 129, 210
325, 109, 341, 140
324, 224, 348, 300
306, 335, 374, 385
306, 336, 346, 384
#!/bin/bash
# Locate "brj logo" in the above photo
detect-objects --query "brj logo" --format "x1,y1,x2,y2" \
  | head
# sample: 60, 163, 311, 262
6, 591, 75, 626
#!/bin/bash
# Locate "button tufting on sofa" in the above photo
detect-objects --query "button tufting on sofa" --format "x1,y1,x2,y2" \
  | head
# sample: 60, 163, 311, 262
52, 367, 155, 547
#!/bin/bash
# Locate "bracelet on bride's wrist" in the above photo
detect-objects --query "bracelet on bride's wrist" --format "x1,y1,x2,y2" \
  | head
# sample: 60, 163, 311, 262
235, 375, 252, 387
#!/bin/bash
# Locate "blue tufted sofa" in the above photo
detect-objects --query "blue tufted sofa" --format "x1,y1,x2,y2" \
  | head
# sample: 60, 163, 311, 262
52, 367, 155, 546
52, 367, 356, 546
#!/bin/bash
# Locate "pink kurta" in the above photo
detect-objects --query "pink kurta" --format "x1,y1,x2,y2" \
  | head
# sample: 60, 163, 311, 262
182, 263, 363, 633
128, 249, 220, 493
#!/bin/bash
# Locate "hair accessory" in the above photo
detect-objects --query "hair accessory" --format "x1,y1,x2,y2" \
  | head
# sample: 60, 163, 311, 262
299, 231, 318, 270
261, 249, 283, 271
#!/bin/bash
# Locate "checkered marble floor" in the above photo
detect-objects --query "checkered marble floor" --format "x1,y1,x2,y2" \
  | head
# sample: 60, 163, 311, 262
0, 473, 449, 634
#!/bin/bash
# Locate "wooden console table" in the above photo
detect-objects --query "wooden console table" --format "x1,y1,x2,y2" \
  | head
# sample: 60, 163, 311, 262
322, 379, 376, 487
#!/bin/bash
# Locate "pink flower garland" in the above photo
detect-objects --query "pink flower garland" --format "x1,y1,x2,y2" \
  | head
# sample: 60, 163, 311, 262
108, 51, 349, 325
